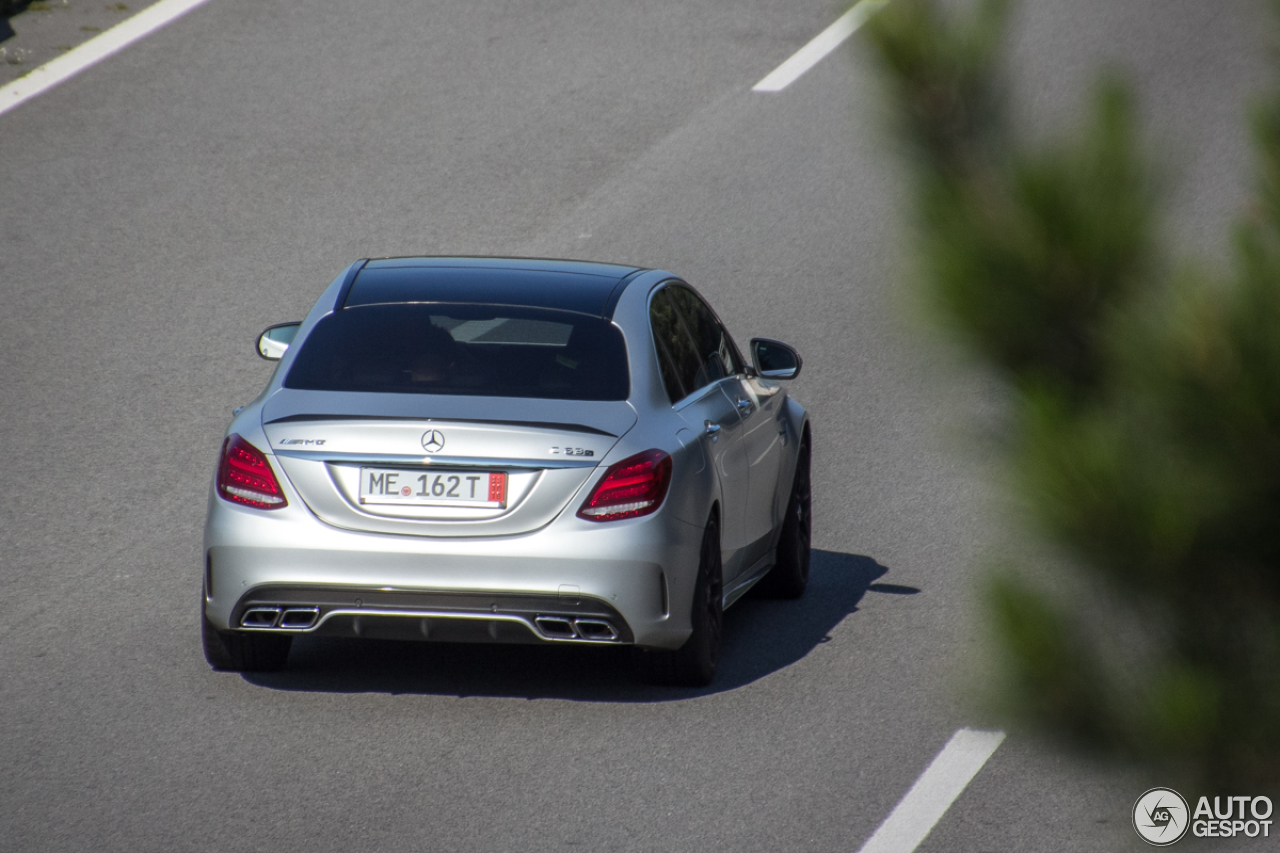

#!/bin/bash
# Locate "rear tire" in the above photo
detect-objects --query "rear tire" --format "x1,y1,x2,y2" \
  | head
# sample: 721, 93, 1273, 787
632, 518, 723, 687
202, 608, 292, 672
754, 437, 811, 599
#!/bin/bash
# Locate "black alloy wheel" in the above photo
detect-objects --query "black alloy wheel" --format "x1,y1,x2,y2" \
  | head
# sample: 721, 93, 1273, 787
754, 437, 811, 599
632, 517, 723, 687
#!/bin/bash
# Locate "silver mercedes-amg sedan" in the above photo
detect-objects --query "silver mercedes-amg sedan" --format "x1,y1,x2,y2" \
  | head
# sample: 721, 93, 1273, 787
202, 257, 811, 686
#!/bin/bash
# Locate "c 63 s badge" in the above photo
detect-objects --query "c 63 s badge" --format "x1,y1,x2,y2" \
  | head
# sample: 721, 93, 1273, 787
550, 446, 594, 457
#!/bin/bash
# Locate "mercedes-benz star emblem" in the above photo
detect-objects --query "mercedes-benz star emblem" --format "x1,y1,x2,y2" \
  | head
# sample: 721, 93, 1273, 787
421, 430, 446, 453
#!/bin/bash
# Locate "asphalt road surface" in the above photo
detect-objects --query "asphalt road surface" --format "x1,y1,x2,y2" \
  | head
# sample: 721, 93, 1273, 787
0, 1, 1271, 850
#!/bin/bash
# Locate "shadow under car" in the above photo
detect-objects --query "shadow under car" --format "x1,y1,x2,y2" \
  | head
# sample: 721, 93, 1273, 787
239, 549, 898, 702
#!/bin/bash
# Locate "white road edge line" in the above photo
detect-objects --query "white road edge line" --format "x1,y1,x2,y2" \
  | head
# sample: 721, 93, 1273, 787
0, 0, 213, 118
856, 728, 1007, 853
753, 0, 889, 93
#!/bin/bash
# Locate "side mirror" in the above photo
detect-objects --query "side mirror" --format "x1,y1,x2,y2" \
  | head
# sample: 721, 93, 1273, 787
257, 322, 301, 360
750, 338, 802, 380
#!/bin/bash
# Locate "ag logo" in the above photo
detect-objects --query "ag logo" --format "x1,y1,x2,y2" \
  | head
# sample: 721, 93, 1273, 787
421, 430, 446, 453
1133, 787, 1190, 846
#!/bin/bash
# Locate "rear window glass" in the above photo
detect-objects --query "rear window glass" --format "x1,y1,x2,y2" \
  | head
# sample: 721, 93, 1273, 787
284, 304, 629, 401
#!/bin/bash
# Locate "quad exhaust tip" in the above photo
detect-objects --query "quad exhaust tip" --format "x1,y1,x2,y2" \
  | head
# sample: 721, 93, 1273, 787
534, 616, 619, 642
241, 606, 319, 630
574, 619, 619, 641
241, 607, 281, 628
534, 616, 576, 639
241, 606, 616, 641
279, 607, 320, 629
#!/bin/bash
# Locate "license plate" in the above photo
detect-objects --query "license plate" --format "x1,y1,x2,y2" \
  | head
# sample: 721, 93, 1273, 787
358, 468, 508, 508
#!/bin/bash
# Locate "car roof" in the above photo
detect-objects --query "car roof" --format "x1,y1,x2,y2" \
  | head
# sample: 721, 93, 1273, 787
342, 257, 646, 318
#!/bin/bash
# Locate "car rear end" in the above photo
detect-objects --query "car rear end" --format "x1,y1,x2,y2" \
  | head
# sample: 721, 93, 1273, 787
202, 259, 706, 665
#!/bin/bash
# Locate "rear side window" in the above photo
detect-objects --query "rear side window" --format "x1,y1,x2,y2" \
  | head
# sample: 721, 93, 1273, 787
666, 286, 741, 380
650, 288, 699, 403
285, 304, 629, 401
649, 284, 739, 404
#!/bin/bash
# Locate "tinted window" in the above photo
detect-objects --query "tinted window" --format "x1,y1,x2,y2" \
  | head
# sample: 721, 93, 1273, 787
653, 343, 685, 405
285, 304, 629, 401
668, 285, 741, 387
650, 288, 702, 403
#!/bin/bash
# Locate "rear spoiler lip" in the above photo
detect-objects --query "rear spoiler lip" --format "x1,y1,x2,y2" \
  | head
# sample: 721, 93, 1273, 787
263, 413, 617, 438
260, 389, 638, 439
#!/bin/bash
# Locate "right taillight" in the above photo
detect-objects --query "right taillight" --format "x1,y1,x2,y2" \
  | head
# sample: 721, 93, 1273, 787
577, 449, 672, 522
217, 434, 288, 510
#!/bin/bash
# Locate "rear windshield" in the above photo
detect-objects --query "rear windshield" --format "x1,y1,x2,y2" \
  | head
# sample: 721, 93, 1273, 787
284, 304, 630, 401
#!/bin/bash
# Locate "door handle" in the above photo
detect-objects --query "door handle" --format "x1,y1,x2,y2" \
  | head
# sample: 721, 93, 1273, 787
704, 420, 721, 435
736, 398, 752, 410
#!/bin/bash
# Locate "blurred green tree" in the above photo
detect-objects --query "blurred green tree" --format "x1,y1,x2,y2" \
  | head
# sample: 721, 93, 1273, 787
867, 0, 1280, 787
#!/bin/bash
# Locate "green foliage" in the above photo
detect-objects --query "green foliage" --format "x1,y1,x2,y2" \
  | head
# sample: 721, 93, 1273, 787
868, 0, 1280, 787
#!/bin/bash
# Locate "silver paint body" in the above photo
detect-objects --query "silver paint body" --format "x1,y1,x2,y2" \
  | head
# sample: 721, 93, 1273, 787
203, 266, 809, 650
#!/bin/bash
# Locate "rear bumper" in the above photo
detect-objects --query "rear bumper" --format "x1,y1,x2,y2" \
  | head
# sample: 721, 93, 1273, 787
203, 492, 704, 649
227, 585, 635, 644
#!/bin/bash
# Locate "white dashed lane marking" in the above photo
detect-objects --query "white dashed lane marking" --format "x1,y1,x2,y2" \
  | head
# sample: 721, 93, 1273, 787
856, 728, 1006, 853
752, 0, 889, 93
0, 0, 212, 118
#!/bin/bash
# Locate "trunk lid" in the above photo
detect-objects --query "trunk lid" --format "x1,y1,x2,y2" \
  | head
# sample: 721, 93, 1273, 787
261, 389, 634, 537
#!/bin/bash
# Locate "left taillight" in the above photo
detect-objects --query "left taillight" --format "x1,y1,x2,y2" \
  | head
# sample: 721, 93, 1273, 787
217, 434, 287, 510
577, 449, 672, 522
